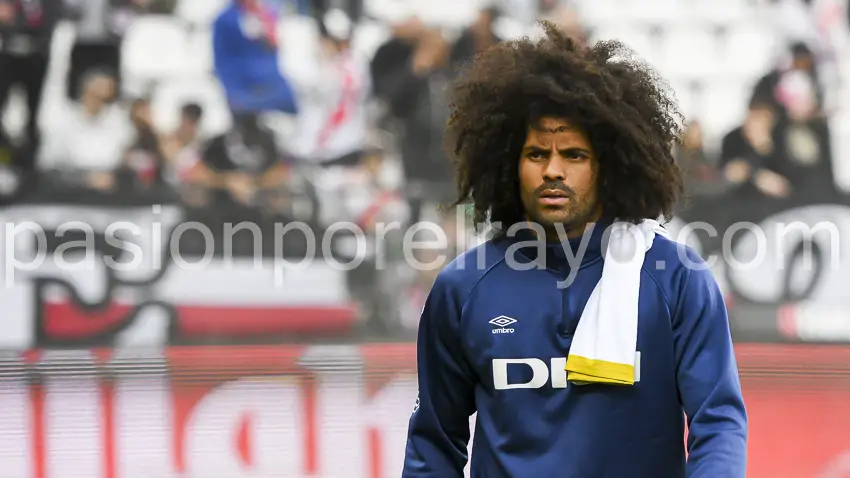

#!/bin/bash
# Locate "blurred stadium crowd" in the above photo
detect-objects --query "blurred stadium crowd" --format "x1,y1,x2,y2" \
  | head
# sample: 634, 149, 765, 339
1, 0, 848, 341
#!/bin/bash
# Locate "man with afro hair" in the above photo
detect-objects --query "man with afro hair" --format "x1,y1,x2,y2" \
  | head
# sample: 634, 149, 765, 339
402, 23, 747, 478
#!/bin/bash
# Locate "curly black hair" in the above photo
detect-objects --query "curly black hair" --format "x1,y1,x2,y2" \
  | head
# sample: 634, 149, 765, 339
446, 22, 684, 233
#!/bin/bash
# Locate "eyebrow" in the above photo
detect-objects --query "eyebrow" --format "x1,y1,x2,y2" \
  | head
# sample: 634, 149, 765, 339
522, 145, 593, 155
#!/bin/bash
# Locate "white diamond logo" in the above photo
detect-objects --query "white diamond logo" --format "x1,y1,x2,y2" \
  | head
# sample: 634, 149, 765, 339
489, 316, 517, 328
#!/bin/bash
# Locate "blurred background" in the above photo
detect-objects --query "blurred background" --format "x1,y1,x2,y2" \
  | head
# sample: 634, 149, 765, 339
0, 0, 848, 476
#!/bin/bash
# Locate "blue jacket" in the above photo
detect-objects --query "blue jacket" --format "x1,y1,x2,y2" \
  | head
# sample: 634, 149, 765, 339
213, 3, 298, 114
403, 218, 748, 478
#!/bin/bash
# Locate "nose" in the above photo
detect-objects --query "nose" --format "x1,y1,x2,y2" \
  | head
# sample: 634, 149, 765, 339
542, 155, 566, 182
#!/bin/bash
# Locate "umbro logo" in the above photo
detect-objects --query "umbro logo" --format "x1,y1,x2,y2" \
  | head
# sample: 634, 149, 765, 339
489, 316, 517, 334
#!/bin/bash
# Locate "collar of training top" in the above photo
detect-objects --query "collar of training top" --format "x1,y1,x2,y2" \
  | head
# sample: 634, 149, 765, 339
508, 216, 613, 272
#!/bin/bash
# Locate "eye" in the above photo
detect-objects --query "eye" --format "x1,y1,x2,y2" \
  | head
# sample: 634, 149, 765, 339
526, 151, 546, 161
564, 150, 590, 161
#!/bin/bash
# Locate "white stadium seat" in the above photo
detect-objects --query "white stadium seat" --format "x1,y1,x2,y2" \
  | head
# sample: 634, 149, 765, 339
350, 21, 391, 60
573, 0, 621, 26
184, 28, 215, 77
658, 27, 720, 80
122, 16, 190, 82
722, 25, 781, 79
621, 0, 684, 25
152, 78, 233, 137
684, 0, 753, 25
364, 0, 414, 23
666, 77, 699, 121
697, 80, 750, 144
175, 0, 229, 27
414, 0, 479, 29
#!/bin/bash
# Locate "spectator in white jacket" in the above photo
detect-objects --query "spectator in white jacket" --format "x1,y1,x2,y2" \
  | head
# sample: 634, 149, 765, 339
39, 69, 132, 191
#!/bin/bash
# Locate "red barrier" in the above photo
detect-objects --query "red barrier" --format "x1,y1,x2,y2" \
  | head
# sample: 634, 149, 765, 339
1, 344, 848, 477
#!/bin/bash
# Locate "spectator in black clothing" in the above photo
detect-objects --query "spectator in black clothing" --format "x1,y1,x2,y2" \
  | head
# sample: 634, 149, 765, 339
751, 42, 823, 121
717, 96, 793, 233
122, 97, 165, 189
770, 69, 838, 205
371, 19, 453, 226
449, 6, 500, 72
0, 0, 63, 161
190, 113, 288, 211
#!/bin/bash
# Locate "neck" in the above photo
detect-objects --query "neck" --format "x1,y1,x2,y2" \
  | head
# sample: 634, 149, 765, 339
541, 207, 604, 242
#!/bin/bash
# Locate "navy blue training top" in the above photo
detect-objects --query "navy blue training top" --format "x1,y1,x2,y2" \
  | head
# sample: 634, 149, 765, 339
402, 218, 747, 478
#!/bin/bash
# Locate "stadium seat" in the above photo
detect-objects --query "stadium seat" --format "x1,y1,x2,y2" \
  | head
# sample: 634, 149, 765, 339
658, 27, 720, 80
350, 20, 391, 60
683, 0, 752, 25
573, 0, 621, 26
185, 27, 214, 77
722, 25, 781, 79
621, 0, 684, 25
666, 77, 699, 121
151, 77, 232, 137
697, 80, 750, 146
364, 0, 414, 23
175, 0, 229, 27
122, 16, 190, 82
414, 0, 479, 29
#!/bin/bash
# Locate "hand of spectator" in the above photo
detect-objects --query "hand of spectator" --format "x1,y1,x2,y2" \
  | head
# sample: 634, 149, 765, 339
226, 173, 256, 205
0, 2, 15, 24
88, 172, 116, 192
412, 30, 448, 75
754, 169, 791, 198
724, 160, 751, 184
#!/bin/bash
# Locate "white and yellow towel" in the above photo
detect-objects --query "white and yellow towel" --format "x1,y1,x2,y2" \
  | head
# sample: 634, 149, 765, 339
565, 219, 669, 386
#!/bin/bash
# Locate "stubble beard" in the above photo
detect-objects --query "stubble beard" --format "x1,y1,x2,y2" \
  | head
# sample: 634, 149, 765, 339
528, 196, 598, 240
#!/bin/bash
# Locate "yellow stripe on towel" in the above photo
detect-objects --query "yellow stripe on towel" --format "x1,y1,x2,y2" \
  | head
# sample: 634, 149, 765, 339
565, 355, 635, 386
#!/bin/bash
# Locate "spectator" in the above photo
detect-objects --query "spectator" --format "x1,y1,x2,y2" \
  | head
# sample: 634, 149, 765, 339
371, 19, 454, 226
717, 96, 792, 231
286, 9, 370, 168
187, 113, 287, 211
122, 97, 165, 188
771, 70, 838, 205
39, 70, 131, 192
310, 0, 361, 24
751, 42, 824, 121
449, 6, 501, 72
65, 0, 149, 101
675, 121, 722, 198
162, 102, 204, 183
0, 0, 63, 160
213, 0, 298, 115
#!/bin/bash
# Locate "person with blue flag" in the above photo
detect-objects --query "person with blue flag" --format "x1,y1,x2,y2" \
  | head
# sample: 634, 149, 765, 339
213, 0, 298, 114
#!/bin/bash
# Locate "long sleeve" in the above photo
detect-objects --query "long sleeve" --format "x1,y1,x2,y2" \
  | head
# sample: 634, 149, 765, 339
370, 41, 421, 119
672, 252, 748, 478
213, 10, 298, 114
402, 272, 477, 478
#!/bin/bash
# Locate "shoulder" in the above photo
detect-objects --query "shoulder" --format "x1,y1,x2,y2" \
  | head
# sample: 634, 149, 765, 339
643, 234, 718, 312
431, 239, 508, 305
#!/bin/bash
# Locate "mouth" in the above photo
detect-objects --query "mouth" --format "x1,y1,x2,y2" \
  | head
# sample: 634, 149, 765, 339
538, 189, 571, 206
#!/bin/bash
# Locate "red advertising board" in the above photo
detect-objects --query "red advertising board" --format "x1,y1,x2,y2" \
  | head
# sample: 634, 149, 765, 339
2, 343, 849, 478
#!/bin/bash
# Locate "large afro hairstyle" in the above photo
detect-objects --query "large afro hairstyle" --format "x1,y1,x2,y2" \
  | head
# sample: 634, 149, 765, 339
446, 22, 685, 233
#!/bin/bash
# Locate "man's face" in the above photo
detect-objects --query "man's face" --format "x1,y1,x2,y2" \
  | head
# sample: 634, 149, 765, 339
518, 116, 601, 239
747, 106, 775, 133
82, 76, 115, 112
179, 115, 199, 140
